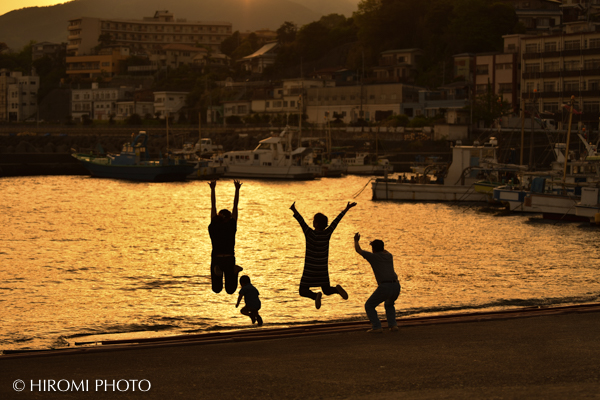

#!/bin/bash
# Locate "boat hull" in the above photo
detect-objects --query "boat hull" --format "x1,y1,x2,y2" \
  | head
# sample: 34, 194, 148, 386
523, 193, 588, 221
77, 158, 195, 182
223, 165, 319, 180
372, 180, 488, 202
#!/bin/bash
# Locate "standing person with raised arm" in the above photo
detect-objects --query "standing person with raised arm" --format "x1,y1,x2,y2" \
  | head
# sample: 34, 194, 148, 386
354, 233, 400, 333
208, 180, 243, 294
290, 201, 357, 309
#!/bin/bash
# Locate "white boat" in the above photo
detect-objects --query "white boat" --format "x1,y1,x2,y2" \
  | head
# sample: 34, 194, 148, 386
344, 153, 393, 176
171, 141, 226, 180
494, 133, 600, 215
576, 187, 600, 223
220, 127, 322, 180
372, 137, 523, 202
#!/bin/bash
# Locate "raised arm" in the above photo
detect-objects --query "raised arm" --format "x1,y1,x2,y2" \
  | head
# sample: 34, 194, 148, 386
327, 202, 357, 233
209, 180, 217, 219
232, 180, 242, 220
290, 201, 300, 217
354, 232, 362, 254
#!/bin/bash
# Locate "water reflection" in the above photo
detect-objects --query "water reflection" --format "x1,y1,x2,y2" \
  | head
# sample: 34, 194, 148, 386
0, 175, 599, 350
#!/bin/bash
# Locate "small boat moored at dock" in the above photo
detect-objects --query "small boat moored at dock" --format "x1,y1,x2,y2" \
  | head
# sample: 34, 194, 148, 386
72, 131, 195, 182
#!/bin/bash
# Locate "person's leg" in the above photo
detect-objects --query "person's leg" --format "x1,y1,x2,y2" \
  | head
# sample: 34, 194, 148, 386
211, 258, 224, 293
300, 285, 322, 309
384, 283, 401, 328
365, 286, 388, 330
299, 285, 317, 300
321, 285, 348, 299
223, 256, 240, 294
240, 306, 256, 323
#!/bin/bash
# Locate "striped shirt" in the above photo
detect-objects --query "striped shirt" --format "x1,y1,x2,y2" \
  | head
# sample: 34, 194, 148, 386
293, 209, 348, 287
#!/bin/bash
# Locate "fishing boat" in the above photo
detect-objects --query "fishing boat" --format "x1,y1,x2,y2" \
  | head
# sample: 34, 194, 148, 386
575, 187, 600, 223
72, 131, 195, 182
344, 152, 393, 176
170, 141, 225, 180
372, 137, 524, 202
494, 127, 600, 217
220, 126, 322, 180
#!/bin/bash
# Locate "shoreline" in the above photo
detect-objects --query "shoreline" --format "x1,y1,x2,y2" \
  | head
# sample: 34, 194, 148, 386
1, 304, 599, 399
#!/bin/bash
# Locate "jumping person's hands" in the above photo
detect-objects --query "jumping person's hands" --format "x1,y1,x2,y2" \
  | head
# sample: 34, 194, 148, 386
234, 180, 242, 190
354, 232, 360, 242
208, 180, 217, 189
290, 202, 297, 212
346, 202, 357, 211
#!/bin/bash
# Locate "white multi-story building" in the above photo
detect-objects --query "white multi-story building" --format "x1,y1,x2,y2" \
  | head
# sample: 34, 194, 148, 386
71, 83, 134, 121
0, 70, 39, 122
154, 91, 188, 120
67, 10, 232, 56
520, 29, 600, 127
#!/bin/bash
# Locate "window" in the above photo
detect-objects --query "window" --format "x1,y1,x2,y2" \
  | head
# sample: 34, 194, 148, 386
498, 83, 512, 93
590, 38, 600, 49
564, 81, 579, 91
564, 40, 581, 50
543, 82, 555, 92
544, 61, 559, 72
476, 84, 488, 94
583, 101, 599, 113
525, 43, 538, 53
544, 42, 557, 52
544, 102, 558, 112
526, 82, 535, 93
564, 60, 580, 71
495, 64, 504, 70
476, 64, 489, 74
584, 59, 600, 70
525, 63, 540, 73
589, 80, 600, 91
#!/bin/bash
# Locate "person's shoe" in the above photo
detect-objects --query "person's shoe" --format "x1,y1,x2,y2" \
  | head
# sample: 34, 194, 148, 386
336, 285, 348, 300
234, 265, 243, 274
389, 326, 399, 332
256, 315, 263, 326
250, 314, 256, 324
315, 292, 322, 309
367, 328, 383, 333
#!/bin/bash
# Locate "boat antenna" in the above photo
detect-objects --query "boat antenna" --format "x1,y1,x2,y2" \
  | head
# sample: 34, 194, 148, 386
562, 95, 575, 186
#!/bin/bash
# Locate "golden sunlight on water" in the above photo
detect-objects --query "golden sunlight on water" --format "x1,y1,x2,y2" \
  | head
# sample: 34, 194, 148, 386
0, 175, 599, 350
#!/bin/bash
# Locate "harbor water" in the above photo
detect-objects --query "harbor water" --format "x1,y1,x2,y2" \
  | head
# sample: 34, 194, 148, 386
1, 175, 599, 351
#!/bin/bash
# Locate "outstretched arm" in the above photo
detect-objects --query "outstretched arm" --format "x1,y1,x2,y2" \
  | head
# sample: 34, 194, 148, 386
209, 180, 217, 219
232, 180, 242, 220
354, 232, 362, 254
235, 293, 242, 308
328, 202, 358, 232
290, 201, 301, 217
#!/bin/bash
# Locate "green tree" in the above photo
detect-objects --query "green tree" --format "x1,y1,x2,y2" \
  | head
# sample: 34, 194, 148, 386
277, 22, 297, 44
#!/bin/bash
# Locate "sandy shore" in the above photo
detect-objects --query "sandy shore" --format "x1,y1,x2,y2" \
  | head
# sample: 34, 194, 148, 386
1, 306, 600, 399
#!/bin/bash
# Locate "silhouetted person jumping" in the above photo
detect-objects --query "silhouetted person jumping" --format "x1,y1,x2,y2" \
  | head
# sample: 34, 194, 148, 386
290, 201, 356, 309
209, 179, 243, 294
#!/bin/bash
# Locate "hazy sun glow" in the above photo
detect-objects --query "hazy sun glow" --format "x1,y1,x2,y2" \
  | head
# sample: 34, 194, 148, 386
0, 0, 67, 17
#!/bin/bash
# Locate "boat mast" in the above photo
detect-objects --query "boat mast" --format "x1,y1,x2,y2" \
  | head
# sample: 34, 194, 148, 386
562, 95, 575, 185
199, 110, 202, 153
520, 96, 525, 165
166, 111, 170, 157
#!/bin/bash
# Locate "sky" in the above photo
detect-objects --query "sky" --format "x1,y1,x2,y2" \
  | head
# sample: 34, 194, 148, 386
2, 1, 68, 16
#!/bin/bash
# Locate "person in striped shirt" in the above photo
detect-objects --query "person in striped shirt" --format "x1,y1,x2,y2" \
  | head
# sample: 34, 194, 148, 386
290, 201, 357, 309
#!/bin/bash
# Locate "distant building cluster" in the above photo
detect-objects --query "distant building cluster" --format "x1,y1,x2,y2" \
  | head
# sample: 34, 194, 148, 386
3, 1, 600, 137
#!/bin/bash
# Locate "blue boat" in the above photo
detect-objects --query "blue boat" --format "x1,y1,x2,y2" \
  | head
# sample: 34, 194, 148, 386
72, 131, 195, 182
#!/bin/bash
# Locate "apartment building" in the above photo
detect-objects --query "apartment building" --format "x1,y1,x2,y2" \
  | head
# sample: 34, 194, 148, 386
67, 10, 232, 56
0, 69, 39, 122
371, 48, 423, 84
66, 47, 130, 81
501, 0, 562, 34
520, 30, 600, 126
154, 91, 188, 120
71, 83, 134, 121
305, 83, 423, 125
